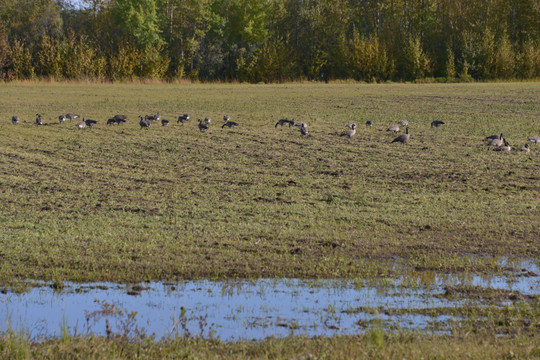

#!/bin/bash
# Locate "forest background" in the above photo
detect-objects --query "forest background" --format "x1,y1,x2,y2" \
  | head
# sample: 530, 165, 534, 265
0, 0, 539, 83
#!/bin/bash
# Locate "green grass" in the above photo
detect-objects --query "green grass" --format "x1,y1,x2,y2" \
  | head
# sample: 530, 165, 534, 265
0, 82, 538, 282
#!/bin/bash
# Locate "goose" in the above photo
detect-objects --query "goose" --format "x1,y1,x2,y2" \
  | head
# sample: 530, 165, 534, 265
35, 114, 43, 125
85, 119, 97, 127
177, 114, 190, 124
386, 124, 399, 133
520, 144, 530, 152
77, 118, 86, 129
154, 113, 161, 122
392, 127, 410, 144
488, 137, 504, 147
107, 118, 116, 126
486, 133, 502, 141
300, 123, 309, 136
431, 120, 445, 127
66, 113, 79, 121
340, 123, 357, 138
275, 118, 294, 127
494, 139, 511, 152
222, 120, 238, 128
113, 115, 127, 122
58, 115, 66, 123
365, 120, 373, 127
139, 116, 151, 129
294, 121, 307, 128
204, 117, 211, 124
528, 136, 540, 144
223, 115, 231, 122
11, 116, 20, 124
399, 119, 409, 126
161, 119, 169, 126
346, 122, 356, 129
145, 114, 157, 122
198, 119, 209, 132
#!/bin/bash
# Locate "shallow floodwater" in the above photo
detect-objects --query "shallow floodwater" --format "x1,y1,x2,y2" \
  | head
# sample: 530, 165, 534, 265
1, 260, 538, 341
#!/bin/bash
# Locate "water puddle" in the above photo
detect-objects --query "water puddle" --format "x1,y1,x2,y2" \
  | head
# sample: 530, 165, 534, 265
0, 259, 537, 341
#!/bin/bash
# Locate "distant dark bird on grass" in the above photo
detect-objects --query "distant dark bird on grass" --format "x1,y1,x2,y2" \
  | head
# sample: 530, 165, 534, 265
85, 119, 97, 127
204, 117, 211, 124
58, 115, 66, 123
275, 118, 295, 128
300, 123, 309, 136
139, 115, 151, 129
528, 135, 540, 144
107, 118, 116, 126
113, 115, 127, 122
178, 114, 190, 124
486, 133, 502, 141
392, 127, 410, 144
35, 114, 43, 125
66, 113, 79, 121
161, 119, 169, 126
198, 119, 209, 132
12, 116, 20, 124
222, 120, 238, 128
431, 120, 445, 128
77, 119, 86, 129
520, 144, 530, 152
223, 115, 231, 122
365, 120, 373, 127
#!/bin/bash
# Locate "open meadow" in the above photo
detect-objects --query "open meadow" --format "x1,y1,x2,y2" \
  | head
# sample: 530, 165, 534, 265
0, 82, 539, 357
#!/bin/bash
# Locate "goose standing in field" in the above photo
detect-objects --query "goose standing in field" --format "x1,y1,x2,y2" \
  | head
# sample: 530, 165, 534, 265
520, 144, 530, 152
161, 119, 170, 126
85, 119, 97, 127
486, 133, 502, 141
340, 123, 357, 138
35, 114, 43, 125
139, 116, 151, 129
11, 116, 20, 124
300, 123, 309, 136
66, 113, 79, 121
386, 124, 399, 133
275, 118, 294, 127
223, 115, 231, 122
198, 119, 209, 132
107, 118, 116, 126
431, 120, 445, 127
494, 139, 511, 152
178, 114, 190, 124
392, 127, 410, 144
365, 120, 373, 127
204, 117, 211, 125
113, 115, 127, 122
58, 115, 66, 123
222, 119, 238, 128
528, 135, 540, 144
77, 118, 87, 129
488, 137, 504, 147
145, 114, 156, 122
346, 122, 356, 129
399, 119, 409, 126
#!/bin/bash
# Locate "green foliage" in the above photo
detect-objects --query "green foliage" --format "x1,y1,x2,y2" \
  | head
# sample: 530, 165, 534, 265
114, 0, 165, 50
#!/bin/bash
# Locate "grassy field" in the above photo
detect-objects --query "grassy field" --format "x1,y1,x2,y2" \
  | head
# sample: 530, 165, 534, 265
0, 82, 538, 283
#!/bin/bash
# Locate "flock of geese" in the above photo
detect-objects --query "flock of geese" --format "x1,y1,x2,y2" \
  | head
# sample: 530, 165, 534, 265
9, 113, 539, 151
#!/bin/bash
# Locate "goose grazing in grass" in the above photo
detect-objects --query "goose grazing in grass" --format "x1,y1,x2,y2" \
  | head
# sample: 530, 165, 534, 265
58, 115, 66, 123
340, 123, 357, 138
486, 133, 502, 141
145, 114, 156, 122
300, 123, 309, 136
346, 122, 356, 129
275, 118, 294, 127
66, 113, 79, 121
35, 114, 43, 125
77, 118, 86, 129
520, 144, 530, 152
431, 120, 445, 127
222, 120, 238, 128
488, 137, 504, 147
365, 120, 373, 127
399, 119, 409, 126
177, 114, 190, 124
107, 118, 116, 126
85, 119, 97, 127
204, 117, 211, 124
392, 127, 410, 144
386, 124, 399, 133
11, 116, 20, 124
161, 119, 169, 126
139, 116, 151, 129
223, 115, 230, 122
198, 119, 209, 132
113, 115, 127, 122
528, 135, 540, 144
494, 139, 511, 152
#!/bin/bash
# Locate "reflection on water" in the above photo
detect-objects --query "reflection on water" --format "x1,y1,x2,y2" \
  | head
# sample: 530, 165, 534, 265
0, 259, 537, 341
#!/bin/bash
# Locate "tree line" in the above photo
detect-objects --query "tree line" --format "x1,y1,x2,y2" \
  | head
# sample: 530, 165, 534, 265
0, 0, 539, 83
